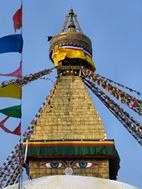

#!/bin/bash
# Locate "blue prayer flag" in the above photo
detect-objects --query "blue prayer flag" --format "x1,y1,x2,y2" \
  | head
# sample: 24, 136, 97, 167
0, 34, 23, 53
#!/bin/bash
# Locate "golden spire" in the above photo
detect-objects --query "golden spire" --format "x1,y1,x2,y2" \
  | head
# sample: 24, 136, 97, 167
49, 9, 95, 71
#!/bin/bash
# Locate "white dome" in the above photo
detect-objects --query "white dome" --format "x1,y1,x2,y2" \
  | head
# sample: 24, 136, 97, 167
5, 175, 138, 189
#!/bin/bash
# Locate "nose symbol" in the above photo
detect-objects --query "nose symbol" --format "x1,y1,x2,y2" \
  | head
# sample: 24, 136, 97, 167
64, 167, 73, 175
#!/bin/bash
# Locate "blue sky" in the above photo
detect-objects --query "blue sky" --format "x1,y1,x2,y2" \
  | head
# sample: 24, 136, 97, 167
0, 0, 142, 188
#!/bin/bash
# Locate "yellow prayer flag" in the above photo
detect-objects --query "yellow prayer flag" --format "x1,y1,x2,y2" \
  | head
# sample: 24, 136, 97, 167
0, 84, 21, 99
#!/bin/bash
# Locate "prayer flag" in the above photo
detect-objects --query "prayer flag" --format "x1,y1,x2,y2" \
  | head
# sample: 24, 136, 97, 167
0, 105, 21, 118
12, 122, 21, 135
13, 7, 22, 31
0, 34, 23, 54
48, 36, 52, 41
0, 116, 9, 125
0, 117, 21, 135
0, 61, 22, 78
129, 101, 138, 109
0, 84, 21, 99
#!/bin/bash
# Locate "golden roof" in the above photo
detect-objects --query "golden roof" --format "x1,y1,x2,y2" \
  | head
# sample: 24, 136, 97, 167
30, 75, 106, 141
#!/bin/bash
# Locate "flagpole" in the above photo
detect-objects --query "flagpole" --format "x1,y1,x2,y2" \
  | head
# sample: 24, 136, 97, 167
18, 0, 23, 188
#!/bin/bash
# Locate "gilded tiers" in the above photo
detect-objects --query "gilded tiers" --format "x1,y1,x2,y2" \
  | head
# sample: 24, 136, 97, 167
30, 76, 106, 140
49, 31, 95, 71
49, 31, 92, 56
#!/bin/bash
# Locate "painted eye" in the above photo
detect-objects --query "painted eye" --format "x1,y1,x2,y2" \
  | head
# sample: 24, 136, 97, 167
86, 163, 93, 168
45, 161, 62, 168
76, 161, 93, 169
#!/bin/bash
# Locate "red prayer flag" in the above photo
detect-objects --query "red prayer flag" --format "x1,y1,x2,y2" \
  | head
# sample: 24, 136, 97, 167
12, 122, 21, 135
0, 117, 21, 136
0, 116, 9, 125
13, 6, 22, 31
129, 101, 138, 109
0, 61, 22, 78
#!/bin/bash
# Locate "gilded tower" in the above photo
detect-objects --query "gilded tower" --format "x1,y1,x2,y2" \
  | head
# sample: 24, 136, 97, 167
24, 9, 119, 180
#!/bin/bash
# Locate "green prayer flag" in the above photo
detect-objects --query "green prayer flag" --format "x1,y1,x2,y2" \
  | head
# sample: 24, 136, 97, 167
139, 103, 142, 109
0, 105, 21, 118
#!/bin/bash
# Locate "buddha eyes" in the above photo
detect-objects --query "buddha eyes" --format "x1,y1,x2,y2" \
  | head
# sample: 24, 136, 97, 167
46, 161, 62, 168
76, 161, 93, 168
45, 161, 94, 169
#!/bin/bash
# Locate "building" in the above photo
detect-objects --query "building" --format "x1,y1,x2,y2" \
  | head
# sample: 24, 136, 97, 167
5, 9, 138, 189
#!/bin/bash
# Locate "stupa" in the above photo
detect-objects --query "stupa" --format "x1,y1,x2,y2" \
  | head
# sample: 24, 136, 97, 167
24, 9, 119, 180
4, 9, 139, 189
